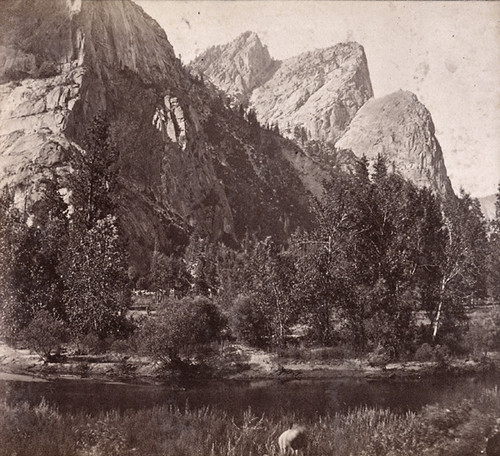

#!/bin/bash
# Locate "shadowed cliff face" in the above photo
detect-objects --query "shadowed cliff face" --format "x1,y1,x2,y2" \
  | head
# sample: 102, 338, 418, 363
191, 37, 374, 144
335, 91, 455, 199
0, 0, 332, 270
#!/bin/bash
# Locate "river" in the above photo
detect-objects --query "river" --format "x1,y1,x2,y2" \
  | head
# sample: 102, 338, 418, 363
0, 373, 498, 419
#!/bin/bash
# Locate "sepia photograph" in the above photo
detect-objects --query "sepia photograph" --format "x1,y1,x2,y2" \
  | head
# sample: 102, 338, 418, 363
0, 0, 499, 454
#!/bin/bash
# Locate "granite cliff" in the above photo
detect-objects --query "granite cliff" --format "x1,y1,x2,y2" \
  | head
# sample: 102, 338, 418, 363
335, 91, 454, 198
193, 33, 455, 199
191, 35, 373, 144
190, 31, 278, 104
0, 0, 332, 270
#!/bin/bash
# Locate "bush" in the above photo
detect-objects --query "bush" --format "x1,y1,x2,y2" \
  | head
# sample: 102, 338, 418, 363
368, 344, 393, 368
464, 307, 500, 358
137, 296, 225, 364
228, 295, 270, 348
433, 344, 451, 366
21, 311, 68, 362
109, 338, 132, 354
72, 361, 91, 378
78, 332, 105, 355
114, 358, 137, 379
414, 343, 451, 366
415, 343, 434, 362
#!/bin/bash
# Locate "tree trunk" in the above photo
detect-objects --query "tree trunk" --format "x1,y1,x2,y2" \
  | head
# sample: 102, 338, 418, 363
432, 278, 447, 341
432, 300, 442, 341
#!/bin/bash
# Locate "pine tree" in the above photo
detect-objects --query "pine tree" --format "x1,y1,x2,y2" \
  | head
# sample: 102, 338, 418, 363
355, 155, 370, 183
62, 114, 130, 338
69, 115, 118, 230
373, 153, 388, 182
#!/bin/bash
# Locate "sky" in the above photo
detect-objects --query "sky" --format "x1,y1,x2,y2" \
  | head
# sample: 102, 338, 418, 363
137, 1, 500, 198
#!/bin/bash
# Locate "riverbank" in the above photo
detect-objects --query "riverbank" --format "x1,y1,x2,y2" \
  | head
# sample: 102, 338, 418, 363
1, 383, 499, 456
0, 341, 498, 384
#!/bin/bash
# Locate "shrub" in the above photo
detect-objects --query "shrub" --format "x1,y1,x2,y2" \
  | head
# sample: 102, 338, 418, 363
21, 311, 68, 362
275, 345, 355, 362
228, 295, 270, 348
109, 338, 131, 354
114, 357, 137, 379
79, 332, 105, 355
137, 296, 225, 364
415, 343, 434, 362
73, 361, 91, 378
464, 308, 500, 358
368, 344, 393, 368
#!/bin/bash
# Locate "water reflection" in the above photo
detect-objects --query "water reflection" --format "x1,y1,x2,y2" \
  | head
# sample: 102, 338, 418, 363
0, 374, 497, 419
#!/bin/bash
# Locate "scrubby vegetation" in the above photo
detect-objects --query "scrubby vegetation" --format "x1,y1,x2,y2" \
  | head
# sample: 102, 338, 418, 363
0, 387, 498, 456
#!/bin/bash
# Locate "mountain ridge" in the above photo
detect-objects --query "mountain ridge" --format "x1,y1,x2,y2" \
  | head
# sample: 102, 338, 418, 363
192, 32, 455, 199
190, 35, 374, 144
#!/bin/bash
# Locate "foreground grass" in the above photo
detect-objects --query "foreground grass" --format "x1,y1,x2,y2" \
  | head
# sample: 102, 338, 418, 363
0, 387, 498, 456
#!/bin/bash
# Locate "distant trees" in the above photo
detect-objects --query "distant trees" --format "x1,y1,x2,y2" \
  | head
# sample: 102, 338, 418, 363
149, 252, 190, 299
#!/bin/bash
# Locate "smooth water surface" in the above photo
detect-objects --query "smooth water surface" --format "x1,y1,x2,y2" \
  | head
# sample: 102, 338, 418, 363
1, 373, 498, 419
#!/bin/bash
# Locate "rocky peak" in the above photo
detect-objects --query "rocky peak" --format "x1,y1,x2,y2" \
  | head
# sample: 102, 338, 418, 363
190, 31, 277, 104
251, 42, 373, 143
335, 90, 455, 198
192, 37, 373, 144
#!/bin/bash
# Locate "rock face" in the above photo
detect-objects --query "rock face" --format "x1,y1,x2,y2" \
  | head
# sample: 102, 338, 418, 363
0, 0, 332, 271
479, 194, 496, 220
190, 31, 278, 104
191, 37, 374, 144
251, 42, 373, 144
335, 91, 454, 198
192, 34, 457, 200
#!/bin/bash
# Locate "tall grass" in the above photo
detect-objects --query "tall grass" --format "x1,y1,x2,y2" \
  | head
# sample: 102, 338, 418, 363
0, 387, 498, 456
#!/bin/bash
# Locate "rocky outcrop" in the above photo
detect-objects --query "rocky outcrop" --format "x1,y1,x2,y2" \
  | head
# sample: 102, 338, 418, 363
191, 37, 373, 144
0, 0, 331, 271
250, 42, 373, 143
191, 34, 458, 201
190, 31, 278, 104
335, 91, 455, 198
479, 194, 496, 220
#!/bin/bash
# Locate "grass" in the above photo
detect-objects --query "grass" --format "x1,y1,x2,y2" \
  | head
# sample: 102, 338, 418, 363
0, 387, 498, 456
